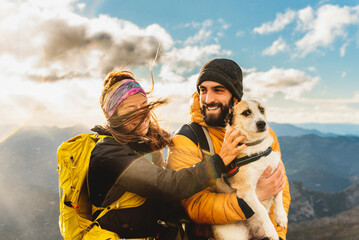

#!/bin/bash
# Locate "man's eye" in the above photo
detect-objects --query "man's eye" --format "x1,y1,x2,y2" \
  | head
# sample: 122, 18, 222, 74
241, 110, 251, 116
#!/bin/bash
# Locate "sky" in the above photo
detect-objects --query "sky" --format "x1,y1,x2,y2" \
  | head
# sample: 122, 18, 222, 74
1, 0, 359, 132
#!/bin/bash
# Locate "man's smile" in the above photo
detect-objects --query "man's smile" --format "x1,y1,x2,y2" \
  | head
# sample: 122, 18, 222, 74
203, 103, 222, 113
207, 106, 220, 111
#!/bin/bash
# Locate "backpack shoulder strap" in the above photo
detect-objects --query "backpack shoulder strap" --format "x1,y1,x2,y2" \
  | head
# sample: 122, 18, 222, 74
177, 122, 214, 154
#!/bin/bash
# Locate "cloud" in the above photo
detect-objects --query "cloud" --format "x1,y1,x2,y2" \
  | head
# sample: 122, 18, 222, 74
184, 20, 213, 45
159, 44, 231, 82
158, 19, 232, 83
220, 19, 229, 30
0, 0, 233, 128
262, 37, 289, 56
340, 41, 350, 57
0, 1, 174, 82
184, 19, 230, 45
308, 66, 317, 72
254, 5, 359, 58
289, 92, 359, 121
294, 5, 359, 57
296, 6, 315, 32
243, 67, 320, 100
185, 29, 212, 45
267, 103, 359, 124
236, 31, 245, 37
253, 9, 296, 34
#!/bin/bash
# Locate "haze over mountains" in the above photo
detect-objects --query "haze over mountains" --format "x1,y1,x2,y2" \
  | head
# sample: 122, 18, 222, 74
0, 122, 358, 239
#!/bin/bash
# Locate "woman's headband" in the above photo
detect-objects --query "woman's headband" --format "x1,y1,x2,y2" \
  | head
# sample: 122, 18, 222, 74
102, 79, 146, 118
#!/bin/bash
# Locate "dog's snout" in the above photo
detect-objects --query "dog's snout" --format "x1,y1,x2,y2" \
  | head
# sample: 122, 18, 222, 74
256, 120, 266, 131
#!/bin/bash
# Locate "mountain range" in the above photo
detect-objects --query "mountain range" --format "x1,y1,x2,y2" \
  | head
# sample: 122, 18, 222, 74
279, 134, 359, 192
287, 181, 359, 240
293, 122, 359, 137
0, 122, 358, 239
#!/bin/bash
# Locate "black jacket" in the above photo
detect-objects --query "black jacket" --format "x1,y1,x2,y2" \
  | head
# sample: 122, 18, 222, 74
87, 126, 226, 239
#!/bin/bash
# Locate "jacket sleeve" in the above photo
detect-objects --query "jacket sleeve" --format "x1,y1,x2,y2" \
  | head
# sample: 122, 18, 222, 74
111, 154, 225, 201
268, 129, 291, 240
167, 134, 254, 224
92, 139, 228, 207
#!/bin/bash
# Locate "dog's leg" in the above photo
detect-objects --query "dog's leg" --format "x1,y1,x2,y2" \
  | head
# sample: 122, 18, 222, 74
273, 190, 287, 229
241, 191, 279, 240
232, 165, 279, 240
212, 222, 249, 240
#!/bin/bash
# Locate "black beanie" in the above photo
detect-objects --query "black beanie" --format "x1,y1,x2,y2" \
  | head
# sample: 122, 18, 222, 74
196, 58, 243, 101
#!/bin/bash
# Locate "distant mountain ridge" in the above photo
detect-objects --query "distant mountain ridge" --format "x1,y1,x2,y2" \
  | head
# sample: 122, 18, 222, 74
1, 123, 358, 194
294, 122, 359, 137
166, 121, 358, 137
279, 134, 359, 192
269, 122, 337, 137
0, 123, 358, 239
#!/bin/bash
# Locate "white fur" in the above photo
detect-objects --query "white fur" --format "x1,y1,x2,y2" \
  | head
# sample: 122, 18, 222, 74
212, 100, 287, 240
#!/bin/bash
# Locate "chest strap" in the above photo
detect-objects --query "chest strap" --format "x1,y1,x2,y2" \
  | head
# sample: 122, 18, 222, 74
225, 146, 273, 179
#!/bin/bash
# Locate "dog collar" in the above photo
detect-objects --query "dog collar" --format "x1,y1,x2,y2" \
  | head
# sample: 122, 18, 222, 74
238, 138, 265, 147
225, 146, 273, 179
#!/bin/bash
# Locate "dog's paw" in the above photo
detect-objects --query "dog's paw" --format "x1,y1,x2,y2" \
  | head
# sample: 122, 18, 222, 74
274, 208, 288, 229
264, 232, 279, 240
263, 222, 279, 240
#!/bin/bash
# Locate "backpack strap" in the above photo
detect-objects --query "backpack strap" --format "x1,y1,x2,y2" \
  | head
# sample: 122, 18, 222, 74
86, 134, 110, 200
177, 122, 215, 155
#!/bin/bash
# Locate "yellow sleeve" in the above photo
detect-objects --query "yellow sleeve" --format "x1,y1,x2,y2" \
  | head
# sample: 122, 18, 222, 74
269, 129, 291, 240
167, 134, 252, 224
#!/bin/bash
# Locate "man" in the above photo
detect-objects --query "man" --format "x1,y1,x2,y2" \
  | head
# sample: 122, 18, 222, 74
167, 58, 291, 240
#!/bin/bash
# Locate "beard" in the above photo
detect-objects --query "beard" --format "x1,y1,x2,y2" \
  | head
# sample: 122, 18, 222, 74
201, 98, 234, 127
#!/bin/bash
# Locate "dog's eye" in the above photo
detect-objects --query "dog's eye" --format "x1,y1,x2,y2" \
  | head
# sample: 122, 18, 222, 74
241, 109, 252, 116
259, 106, 265, 114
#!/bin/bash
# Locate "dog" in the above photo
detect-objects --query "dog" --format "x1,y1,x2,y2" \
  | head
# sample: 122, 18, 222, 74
212, 100, 287, 240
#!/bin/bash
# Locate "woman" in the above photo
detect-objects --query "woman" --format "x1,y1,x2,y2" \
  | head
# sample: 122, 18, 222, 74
87, 70, 245, 239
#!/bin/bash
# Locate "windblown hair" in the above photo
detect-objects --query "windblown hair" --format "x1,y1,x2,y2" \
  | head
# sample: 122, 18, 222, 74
100, 70, 171, 150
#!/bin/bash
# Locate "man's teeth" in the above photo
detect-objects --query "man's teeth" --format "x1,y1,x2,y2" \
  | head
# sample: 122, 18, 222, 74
207, 106, 219, 111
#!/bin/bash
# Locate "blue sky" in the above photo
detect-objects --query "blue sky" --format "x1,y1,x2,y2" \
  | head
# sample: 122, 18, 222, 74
1, 0, 359, 131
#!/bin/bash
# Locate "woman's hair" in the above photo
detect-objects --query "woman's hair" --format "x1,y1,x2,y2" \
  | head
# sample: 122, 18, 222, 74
100, 70, 171, 150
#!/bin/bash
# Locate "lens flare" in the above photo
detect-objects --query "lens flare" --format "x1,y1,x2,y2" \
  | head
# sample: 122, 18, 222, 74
0, 46, 46, 144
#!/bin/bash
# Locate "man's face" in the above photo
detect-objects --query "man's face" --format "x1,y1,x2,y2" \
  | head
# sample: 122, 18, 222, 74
199, 81, 234, 127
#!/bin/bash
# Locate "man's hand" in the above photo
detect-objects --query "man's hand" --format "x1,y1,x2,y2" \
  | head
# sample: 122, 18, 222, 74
218, 126, 247, 166
256, 162, 286, 201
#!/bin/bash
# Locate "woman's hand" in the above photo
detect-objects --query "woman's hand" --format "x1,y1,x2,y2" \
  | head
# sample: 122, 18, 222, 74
218, 126, 247, 166
256, 161, 286, 201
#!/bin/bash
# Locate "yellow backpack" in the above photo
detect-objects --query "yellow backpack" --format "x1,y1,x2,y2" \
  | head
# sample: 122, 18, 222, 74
57, 133, 147, 240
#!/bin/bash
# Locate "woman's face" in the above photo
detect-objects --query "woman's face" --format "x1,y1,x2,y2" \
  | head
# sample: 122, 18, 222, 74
115, 93, 150, 136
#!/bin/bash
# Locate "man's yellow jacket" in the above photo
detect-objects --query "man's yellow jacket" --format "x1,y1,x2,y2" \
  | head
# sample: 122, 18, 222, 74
167, 92, 291, 240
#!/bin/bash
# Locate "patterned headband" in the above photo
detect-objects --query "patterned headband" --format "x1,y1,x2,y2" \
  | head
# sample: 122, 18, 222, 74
102, 79, 147, 118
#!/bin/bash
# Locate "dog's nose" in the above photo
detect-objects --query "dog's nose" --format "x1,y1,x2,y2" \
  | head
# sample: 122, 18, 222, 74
256, 120, 266, 131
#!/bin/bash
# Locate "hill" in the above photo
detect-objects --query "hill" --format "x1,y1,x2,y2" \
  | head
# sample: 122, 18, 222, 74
287, 181, 359, 239
279, 134, 359, 192
0, 177, 60, 240
289, 181, 359, 223
287, 206, 359, 240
